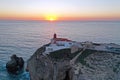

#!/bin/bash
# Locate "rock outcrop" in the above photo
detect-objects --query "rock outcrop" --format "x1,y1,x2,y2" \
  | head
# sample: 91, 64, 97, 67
6, 54, 24, 74
73, 52, 120, 80
27, 45, 120, 80
27, 46, 73, 80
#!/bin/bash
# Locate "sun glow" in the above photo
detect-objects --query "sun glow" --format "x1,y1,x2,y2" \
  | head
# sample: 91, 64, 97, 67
45, 15, 57, 21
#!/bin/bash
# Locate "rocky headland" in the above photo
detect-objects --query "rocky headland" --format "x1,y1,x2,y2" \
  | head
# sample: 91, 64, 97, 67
27, 34, 120, 80
27, 43, 120, 80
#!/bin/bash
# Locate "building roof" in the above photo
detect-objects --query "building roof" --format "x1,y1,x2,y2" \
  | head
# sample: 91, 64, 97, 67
54, 38, 72, 42
52, 33, 72, 42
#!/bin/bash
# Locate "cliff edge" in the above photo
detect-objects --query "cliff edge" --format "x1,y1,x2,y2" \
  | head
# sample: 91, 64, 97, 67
27, 44, 120, 80
27, 33, 120, 80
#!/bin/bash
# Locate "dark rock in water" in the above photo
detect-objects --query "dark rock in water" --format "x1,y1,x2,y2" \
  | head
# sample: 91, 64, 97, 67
6, 54, 24, 74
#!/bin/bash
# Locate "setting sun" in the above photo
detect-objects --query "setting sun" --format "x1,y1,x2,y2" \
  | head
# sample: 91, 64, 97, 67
45, 15, 57, 21
49, 17, 55, 21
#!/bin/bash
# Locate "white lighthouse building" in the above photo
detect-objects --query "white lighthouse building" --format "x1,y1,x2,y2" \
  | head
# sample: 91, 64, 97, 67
45, 33, 74, 53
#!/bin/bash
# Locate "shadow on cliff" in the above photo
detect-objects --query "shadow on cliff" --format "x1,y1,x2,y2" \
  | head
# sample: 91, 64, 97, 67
64, 69, 70, 80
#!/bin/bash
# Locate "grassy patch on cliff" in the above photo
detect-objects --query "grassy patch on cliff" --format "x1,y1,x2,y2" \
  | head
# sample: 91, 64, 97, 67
49, 48, 71, 60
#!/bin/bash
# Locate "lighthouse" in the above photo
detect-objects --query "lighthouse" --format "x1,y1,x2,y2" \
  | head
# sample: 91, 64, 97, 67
53, 33, 57, 39
51, 33, 57, 44
45, 34, 74, 53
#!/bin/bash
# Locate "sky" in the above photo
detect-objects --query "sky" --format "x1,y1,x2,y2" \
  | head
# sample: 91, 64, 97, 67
0, 0, 120, 20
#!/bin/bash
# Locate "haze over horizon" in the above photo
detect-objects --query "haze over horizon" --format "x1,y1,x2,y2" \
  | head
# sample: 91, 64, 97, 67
0, 0, 120, 21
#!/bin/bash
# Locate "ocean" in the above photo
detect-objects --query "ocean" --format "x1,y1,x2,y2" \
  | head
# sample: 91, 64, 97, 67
0, 20, 120, 80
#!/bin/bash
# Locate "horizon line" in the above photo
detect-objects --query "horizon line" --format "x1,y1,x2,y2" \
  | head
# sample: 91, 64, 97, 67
0, 19, 120, 22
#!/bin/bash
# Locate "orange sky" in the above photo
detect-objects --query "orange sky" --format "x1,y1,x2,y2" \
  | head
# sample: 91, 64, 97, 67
0, 9, 120, 21
0, 12, 120, 21
0, 0, 120, 21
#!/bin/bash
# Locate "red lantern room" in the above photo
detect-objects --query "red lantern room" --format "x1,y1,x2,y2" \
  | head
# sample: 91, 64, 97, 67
53, 33, 57, 39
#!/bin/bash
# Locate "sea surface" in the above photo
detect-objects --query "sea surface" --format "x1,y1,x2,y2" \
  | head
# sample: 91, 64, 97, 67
0, 20, 120, 80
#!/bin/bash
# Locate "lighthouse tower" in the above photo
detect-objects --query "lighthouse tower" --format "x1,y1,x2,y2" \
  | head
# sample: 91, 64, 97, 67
53, 33, 57, 39
51, 33, 57, 44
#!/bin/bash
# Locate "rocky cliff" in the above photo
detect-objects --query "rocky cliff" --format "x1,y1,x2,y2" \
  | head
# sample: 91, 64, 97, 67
27, 45, 120, 80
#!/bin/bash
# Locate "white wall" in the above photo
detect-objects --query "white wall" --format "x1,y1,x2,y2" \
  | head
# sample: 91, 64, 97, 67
45, 45, 67, 52
45, 41, 74, 53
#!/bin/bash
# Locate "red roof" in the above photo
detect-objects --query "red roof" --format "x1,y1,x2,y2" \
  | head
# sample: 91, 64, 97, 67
54, 38, 72, 42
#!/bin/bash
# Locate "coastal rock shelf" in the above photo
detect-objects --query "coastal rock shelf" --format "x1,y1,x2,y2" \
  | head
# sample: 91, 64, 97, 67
27, 34, 120, 80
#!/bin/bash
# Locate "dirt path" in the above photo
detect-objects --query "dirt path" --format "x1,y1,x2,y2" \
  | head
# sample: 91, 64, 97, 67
70, 47, 86, 65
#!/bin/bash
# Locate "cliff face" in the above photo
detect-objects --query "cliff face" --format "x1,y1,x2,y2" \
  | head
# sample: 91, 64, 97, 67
28, 54, 54, 80
27, 47, 73, 80
27, 46, 120, 80
72, 52, 120, 80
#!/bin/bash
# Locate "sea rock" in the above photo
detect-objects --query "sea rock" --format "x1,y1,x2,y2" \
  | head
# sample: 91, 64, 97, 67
6, 54, 24, 74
